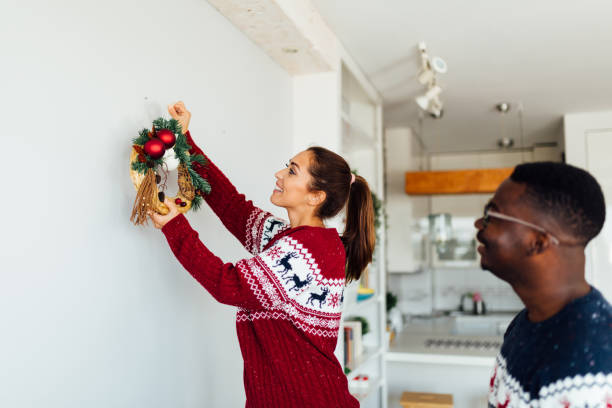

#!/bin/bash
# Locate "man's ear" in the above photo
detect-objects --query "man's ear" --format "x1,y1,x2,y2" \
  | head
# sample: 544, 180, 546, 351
308, 190, 326, 207
527, 232, 551, 256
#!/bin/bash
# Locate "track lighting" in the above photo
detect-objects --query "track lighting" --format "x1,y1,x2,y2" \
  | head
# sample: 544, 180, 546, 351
415, 42, 446, 119
415, 85, 443, 118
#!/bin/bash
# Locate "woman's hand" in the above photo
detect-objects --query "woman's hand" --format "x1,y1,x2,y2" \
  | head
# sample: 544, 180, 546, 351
168, 101, 191, 134
148, 198, 180, 229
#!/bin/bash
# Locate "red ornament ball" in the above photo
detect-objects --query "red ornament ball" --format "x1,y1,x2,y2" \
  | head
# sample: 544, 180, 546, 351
157, 129, 176, 149
144, 138, 165, 159
175, 198, 182, 204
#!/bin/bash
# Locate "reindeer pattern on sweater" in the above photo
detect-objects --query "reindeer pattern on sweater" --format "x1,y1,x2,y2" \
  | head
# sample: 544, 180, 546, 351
235, 209, 345, 339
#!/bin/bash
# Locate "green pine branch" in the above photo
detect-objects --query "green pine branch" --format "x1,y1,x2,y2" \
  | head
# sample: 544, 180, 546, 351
152, 117, 182, 136
174, 133, 191, 153
188, 167, 211, 194
191, 154, 207, 166
133, 128, 150, 146
191, 195, 203, 211
131, 161, 149, 174
199, 179, 211, 194
175, 151, 189, 164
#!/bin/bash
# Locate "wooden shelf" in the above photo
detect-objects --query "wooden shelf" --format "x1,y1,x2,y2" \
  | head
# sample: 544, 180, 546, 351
405, 168, 514, 195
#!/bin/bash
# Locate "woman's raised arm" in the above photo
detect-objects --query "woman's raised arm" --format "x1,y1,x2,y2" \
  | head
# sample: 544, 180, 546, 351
166, 102, 288, 255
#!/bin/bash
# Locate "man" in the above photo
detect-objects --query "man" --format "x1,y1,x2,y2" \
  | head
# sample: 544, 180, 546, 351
475, 162, 612, 407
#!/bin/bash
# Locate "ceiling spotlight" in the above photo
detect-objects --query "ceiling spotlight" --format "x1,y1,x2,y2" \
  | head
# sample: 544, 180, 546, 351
415, 86, 443, 119
415, 86, 441, 110
431, 56, 448, 74
428, 102, 443, 119
497, 137, 515, 149
496, 102, 511, 113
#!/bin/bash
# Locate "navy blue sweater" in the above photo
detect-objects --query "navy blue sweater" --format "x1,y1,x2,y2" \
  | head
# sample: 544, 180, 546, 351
488, 287, 612, 407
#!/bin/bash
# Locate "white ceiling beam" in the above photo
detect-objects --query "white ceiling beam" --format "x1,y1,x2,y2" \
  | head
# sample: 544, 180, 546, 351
206, 0, 339, 75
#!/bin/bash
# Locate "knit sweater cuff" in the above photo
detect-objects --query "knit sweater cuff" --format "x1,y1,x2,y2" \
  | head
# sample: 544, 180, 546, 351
161, 213, 191, 242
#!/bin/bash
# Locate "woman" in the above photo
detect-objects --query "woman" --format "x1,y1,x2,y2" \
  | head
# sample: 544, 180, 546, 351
150, 101, 375, 408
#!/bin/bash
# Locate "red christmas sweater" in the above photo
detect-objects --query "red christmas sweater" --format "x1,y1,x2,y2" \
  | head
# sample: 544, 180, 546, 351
161, 132, 359, 408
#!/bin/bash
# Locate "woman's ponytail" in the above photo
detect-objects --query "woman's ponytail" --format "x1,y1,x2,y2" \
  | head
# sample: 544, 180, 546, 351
306, 147, 376, 283
342, 175, 376, 282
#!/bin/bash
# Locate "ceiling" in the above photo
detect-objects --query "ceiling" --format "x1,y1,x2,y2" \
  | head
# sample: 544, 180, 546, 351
312, 0, 612, 153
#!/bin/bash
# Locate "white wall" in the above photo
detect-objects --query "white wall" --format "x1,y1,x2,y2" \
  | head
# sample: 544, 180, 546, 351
564, 111, 612, 301
0, 1, 292, 407
293, 71, 341, 152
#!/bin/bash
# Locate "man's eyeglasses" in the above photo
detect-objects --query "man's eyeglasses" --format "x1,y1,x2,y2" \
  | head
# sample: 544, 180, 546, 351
483, 205, 560, 245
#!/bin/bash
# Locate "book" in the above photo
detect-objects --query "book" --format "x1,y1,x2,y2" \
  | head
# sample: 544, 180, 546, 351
344, 326, 352, 368
343, 320, 363, 363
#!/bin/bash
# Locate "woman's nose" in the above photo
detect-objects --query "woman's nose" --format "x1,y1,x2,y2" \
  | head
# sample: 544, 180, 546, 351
474, 217, 484, 230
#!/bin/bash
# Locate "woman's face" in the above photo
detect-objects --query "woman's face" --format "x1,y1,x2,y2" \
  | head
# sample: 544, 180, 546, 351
271, 150, 320, 210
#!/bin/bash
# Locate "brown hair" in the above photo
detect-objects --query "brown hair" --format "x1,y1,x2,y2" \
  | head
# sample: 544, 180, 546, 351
306, 147, 376, 282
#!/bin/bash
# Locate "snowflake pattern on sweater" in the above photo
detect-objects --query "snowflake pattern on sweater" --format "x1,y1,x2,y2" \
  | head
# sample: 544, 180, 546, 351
488, 287, 612, 408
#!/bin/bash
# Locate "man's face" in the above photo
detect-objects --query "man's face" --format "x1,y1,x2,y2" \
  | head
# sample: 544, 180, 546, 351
474, 179, 535, 283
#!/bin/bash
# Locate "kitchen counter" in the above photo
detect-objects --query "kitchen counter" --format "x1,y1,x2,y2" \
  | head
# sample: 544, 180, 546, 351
386, 313, 517, 366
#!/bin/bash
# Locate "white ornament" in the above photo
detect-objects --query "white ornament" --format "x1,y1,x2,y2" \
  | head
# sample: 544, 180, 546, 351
163, 148, 180, 171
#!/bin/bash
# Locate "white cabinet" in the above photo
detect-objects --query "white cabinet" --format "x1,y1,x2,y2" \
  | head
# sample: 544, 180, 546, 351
335, 57, 387, 408
564, 112, 612, 301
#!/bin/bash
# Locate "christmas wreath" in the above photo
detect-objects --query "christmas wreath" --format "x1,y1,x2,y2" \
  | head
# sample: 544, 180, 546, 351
130, 117, 211, 225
